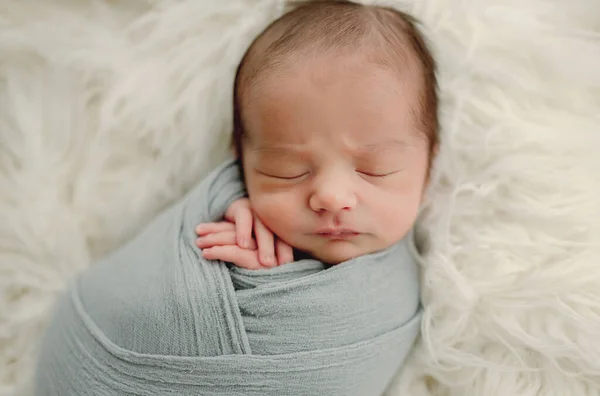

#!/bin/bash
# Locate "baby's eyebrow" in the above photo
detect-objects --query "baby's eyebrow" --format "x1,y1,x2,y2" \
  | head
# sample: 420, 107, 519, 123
357, 138, 409, 153
252, 138, 409, 155
252, 144, 303, 155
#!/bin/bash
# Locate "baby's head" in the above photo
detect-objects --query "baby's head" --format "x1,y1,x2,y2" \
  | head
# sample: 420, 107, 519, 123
232, 0, 438, 264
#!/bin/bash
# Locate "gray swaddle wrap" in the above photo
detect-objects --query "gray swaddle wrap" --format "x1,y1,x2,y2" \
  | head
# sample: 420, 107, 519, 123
35, 158, 422, 396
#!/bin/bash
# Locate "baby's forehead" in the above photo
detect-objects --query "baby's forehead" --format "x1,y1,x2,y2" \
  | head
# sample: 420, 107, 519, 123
240, 50, 425, 137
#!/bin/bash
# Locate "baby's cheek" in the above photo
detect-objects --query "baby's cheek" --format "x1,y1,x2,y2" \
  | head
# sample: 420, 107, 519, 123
373, 194, 418, 243
250, 192, 299, 237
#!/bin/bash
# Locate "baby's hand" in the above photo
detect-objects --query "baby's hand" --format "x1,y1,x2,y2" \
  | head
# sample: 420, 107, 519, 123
195, 198, 294, 270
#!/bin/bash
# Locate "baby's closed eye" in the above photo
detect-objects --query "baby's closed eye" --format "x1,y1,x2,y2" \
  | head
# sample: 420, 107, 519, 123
355, 156, 404, 178
253, 157, 309, 180
356, 169, 400, 178
255, 168, 309, 180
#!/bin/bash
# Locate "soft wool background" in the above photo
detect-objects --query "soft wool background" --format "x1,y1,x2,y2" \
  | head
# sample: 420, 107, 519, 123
1, 0, 599, 395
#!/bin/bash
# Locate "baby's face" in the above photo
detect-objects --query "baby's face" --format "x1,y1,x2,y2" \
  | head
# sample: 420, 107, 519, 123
241, 54, 430, 264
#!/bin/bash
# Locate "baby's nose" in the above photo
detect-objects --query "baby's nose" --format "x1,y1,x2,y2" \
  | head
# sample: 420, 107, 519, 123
309, 181, 357, 214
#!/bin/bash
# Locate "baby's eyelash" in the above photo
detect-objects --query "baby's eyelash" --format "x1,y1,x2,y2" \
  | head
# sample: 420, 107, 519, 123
257, 171, 308, 180
357, 170, 398, 178
275, 173, 308, 180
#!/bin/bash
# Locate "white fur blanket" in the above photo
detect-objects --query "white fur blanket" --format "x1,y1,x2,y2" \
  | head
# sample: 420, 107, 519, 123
1, 0, 599, 395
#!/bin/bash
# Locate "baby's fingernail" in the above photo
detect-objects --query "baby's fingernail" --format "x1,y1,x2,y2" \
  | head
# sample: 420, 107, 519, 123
261, 255, 275, 267
239, 238, 248, 248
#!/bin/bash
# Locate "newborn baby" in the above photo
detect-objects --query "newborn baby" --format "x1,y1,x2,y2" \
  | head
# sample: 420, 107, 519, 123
34, 2, 439, 395
196, 0, 438, 269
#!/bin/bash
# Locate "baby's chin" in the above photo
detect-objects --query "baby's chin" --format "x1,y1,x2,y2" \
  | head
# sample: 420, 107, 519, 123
303, 240, 384, 265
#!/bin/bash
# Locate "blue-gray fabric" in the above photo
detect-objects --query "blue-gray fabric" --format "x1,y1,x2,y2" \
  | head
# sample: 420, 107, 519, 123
34, 158, 422, 396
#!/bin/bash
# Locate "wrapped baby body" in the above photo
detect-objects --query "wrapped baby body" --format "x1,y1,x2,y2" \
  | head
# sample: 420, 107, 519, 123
34, 159, 422, 396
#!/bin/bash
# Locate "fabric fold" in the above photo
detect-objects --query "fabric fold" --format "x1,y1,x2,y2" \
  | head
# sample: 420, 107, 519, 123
35, 158, 423, 396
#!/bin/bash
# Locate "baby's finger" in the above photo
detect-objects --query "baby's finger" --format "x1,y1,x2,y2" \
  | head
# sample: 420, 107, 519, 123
196, 231, 257, 250
275, 238, 294, 266
195, 222, 234, 236
254, 216, 276, 268
202, 246, 263, 270
225, 199, 253, 249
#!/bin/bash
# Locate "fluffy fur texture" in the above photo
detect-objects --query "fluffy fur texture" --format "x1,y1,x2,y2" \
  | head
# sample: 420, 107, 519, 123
0, 0, 598, 395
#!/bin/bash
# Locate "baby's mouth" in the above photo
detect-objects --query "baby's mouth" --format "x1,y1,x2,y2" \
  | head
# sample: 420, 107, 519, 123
315, 228, 360, 239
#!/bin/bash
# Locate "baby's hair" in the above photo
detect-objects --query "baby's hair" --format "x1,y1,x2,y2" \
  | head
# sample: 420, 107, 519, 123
232, 0, 438, 166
